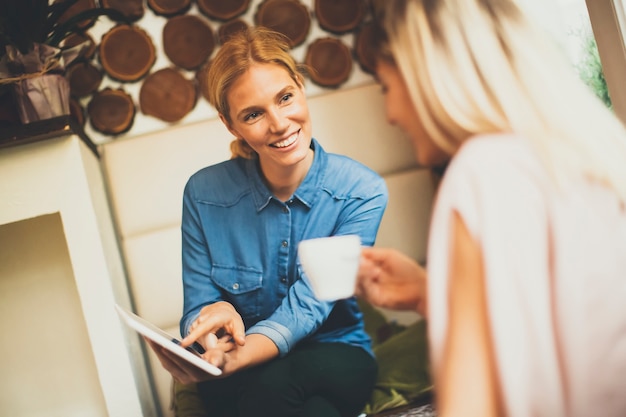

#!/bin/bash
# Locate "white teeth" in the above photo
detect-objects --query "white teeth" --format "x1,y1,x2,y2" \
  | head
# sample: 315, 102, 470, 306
273, 132, 298, 148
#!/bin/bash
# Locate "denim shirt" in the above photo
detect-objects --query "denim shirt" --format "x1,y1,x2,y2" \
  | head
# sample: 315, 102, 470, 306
180, 139, 388, 357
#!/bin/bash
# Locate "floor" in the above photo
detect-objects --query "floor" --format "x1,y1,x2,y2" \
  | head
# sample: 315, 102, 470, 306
381, 404, 436, 417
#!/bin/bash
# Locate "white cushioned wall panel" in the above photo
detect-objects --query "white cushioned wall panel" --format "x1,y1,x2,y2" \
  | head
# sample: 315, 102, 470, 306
101, 119, 233, 239
376, 168, 435, 265
122, 227, 184, 329
307, 84, 418, 175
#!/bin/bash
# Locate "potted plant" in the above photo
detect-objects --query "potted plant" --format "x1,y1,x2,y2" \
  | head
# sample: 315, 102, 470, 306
0, 0, 126, 124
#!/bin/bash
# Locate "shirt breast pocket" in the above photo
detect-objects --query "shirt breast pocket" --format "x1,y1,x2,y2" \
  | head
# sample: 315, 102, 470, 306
212, 266, 263, 320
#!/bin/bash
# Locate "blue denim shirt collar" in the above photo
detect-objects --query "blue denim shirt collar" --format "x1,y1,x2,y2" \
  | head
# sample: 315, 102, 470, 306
245, 138, 325, 211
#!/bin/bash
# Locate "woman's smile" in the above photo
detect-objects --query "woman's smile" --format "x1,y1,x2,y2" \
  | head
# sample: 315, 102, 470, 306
271, 129, 300, 148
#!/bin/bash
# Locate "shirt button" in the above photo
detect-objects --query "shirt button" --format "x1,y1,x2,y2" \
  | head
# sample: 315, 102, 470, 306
282, 207, 289, 213
281, 240, 288, 247
288, 199, 293, 204
280, 277, 287, 283
232, 283, 239, 290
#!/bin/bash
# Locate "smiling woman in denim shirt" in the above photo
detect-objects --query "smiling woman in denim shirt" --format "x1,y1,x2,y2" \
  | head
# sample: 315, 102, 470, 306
147, 27, 388, 417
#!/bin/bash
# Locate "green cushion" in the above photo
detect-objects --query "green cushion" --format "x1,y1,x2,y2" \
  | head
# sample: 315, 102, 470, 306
362, 319, 432, 415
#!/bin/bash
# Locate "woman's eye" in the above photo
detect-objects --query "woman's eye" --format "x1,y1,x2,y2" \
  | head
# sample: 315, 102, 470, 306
280, 93, 293, 103
244, 112, 261, 122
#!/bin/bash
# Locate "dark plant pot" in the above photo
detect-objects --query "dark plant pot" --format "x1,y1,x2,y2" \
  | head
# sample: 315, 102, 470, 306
13, 74, 70, 124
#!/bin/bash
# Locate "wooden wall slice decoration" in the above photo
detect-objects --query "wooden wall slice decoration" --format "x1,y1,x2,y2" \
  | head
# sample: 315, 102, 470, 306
140, 68, 197, 123
314, 0, 367, 34
147, 0, 191, 17
101, 0, 145, 21
218, 19, 249, 45
99, 25, 156, 82
255, 0, 311, 48
70, 97, 85, 126
305, 37, 352, 88
196, 60, 212, 103
87, 88, 135, 135
163, 15, 215, 71
354, 21, 377, 75
197, 0, 250, 21
66, 61, 103, 98
61, 32, 97, 60
54, 0, 98, 31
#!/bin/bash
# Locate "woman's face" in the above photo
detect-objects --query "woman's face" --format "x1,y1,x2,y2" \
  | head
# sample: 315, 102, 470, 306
222, 63, 312, 171
376, 60, 448, 167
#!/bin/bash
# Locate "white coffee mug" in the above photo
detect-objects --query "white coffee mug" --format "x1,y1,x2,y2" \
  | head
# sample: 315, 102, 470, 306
298, 234, 362, 301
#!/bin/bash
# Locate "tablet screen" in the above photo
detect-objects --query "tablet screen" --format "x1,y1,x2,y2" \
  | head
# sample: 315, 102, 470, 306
115, 304, 222, 376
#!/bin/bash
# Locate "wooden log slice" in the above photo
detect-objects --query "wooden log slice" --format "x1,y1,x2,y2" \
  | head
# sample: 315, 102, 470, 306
163, 15, 215, 71
254, 0, 310, 48
217, 19, 249, 45
101, 0, 145, 21
196, 60, 212, 103
99, 25, 156, 82
197, 0, 250, 21
354, 20, 377, 75
66, 61, 103, 97
305, 37, 352, 88
87, 88, 135, 135
54, 0, 98, 31
315, 0, 366, 34
61, 32, 97, 60
147, 0, 191, 17
140, 68, 197, 123
70, 97, 85, 126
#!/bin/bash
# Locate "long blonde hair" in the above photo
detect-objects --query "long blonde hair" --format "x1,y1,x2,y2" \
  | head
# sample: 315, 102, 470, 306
375, 0, 626, 201
205, 27, 307, 159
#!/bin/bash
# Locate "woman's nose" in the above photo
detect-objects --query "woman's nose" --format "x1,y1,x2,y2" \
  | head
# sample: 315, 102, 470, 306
267, 108, 289, 133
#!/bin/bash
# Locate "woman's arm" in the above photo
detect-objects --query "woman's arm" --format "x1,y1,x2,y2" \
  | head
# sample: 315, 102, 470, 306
435, 211, 503, 417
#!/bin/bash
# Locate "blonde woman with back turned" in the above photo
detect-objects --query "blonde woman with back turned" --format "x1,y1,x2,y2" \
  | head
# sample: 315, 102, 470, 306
356, 0, 626, 416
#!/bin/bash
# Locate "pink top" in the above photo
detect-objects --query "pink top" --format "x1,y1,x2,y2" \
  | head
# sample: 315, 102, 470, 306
427, 134, 626, 417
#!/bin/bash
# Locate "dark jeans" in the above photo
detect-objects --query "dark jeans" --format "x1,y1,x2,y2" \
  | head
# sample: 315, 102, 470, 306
197, 342, 377, 417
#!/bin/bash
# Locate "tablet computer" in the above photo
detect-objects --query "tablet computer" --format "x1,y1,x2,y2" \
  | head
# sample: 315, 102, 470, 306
115, 304, 222, 376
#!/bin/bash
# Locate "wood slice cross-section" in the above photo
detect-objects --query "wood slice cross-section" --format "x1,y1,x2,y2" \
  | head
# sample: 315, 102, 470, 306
255, 0, 311, 48
218, 19, 249, 44
147, 0, 191, 17
70, 97, 85, 126
140, 68, 197, 123
99, 25, 156, 82
101, 0, 145, 21
305, 37, 353, 88
354, 21, 377, 75
54, 0, 97, 31
66, 61, 103, 98
87, 88, 135, 135
196, 60, 212, 104
315, 0, 367, 34
61, 32, 97, 60
163, 15, 215, 70
197, 0, 250, 21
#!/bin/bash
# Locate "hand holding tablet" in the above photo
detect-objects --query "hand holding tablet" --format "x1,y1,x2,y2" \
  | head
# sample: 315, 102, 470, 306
115, 304, 222, 376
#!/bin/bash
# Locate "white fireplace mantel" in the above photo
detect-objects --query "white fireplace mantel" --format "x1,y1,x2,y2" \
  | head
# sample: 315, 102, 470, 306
0, 131, 154, 417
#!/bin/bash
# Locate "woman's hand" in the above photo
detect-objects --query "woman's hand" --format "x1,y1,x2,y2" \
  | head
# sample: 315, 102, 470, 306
355, 247, 428, 316
181, 301, 246, 351
145, 338, 222, 384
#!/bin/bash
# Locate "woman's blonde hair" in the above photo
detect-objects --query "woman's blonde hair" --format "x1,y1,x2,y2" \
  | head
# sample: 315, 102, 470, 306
205, 27, 307, 159
375, 0, 626, 201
